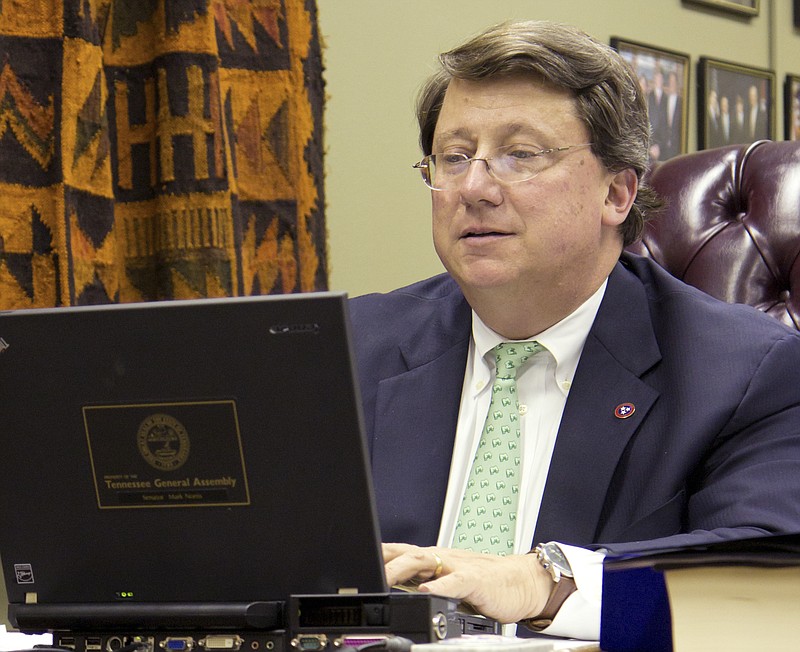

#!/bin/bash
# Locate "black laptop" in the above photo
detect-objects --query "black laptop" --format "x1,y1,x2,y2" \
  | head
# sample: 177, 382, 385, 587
0, 293, 394, 636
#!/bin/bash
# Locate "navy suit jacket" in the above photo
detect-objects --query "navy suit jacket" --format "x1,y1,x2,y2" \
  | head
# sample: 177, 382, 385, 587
349, 254, 800, 555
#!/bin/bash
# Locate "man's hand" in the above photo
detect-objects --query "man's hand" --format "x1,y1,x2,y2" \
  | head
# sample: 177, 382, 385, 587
382, 542, 553, 624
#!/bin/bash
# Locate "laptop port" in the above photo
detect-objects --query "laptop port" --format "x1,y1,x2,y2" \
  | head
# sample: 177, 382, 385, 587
199, 636, 243, 651
86, 636, 103, 651
56, 635, 76, 650
126, 635, 155, 652
162, 638, 195, 652
107, 637, 124, 652
290, 635, 328, 651
333, 636, 387, 649
432, 612, 448, 640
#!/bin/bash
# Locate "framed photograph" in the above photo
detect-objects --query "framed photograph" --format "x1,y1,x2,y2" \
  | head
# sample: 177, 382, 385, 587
684, 0, 759, 16
611, 38, 690, 163
698, 57, 775, 150
786, 75, 800, 141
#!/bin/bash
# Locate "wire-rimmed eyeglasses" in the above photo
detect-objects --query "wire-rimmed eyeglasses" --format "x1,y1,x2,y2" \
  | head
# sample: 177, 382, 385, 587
412, 143, 593, 191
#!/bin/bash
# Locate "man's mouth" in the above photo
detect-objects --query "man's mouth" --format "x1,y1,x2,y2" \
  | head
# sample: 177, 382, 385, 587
462, 229, 509, 239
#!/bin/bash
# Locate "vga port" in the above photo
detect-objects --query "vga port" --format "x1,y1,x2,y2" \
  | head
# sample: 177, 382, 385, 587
161, 638, 195, 651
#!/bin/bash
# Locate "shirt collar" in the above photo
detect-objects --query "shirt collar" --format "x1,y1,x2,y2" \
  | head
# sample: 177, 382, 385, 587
471, 279, 608, 390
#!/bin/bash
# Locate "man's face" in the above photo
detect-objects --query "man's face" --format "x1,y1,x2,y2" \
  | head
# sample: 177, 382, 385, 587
667, 73, 678, 95
429, 75, 622, 300
708, 90, 719, 114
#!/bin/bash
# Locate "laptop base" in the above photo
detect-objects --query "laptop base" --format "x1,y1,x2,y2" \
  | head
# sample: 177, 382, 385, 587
10, 601, 284, 633
12, 594, 499, 652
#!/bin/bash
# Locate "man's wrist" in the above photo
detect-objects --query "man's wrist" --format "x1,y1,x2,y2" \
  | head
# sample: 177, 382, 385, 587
524, 551, 555, 619
523, 542, 578, 632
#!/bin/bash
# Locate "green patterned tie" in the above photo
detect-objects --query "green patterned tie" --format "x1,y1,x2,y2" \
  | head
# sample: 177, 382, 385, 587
452, 341, 542, 556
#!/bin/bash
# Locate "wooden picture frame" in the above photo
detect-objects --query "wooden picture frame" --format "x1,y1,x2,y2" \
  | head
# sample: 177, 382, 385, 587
786, 74, 800, 141
684, 0, 759, 16
698, 57, 775, 150
611, 38, 690, 163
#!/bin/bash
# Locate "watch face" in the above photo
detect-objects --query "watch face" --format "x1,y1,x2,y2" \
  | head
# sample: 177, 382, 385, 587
542, 542, 572, 576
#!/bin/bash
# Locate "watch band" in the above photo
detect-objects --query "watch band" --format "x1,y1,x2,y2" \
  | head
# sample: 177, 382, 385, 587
524, 543, 578, 632
524, 574, 577, 631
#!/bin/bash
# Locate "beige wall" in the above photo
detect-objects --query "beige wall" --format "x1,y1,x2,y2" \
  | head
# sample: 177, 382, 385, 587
320, 0, 800, 297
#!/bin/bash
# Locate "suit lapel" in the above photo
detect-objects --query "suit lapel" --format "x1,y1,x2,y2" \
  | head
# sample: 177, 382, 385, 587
534, 261, 662, 546
371, 296, 471, 546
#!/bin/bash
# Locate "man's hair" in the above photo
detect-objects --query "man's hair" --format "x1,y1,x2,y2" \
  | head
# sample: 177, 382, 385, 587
416, 20, 661, 246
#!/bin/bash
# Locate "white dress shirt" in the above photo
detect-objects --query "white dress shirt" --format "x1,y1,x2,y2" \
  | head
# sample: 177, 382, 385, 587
436, 282, 607, 640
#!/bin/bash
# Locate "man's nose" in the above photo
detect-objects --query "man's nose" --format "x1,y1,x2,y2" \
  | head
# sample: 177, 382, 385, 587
458, 158, 503, 204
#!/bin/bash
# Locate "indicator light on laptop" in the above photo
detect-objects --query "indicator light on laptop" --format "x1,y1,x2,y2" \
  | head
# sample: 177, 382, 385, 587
116, 590, 135, 599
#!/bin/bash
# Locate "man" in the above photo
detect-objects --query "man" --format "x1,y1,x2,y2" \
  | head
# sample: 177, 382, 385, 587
732, 93, 748, 144
794, 92, 800, 141
706, 89, 723, 148
348, 21, 800, 640
646, 67, 667, 162
720, 94, 732, 144
747, 83, 768, 141
660, 70, 682, 159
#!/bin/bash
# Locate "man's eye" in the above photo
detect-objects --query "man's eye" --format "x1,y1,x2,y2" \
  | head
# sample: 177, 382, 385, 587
506, 147, 541, 160
440, 153, 468, 164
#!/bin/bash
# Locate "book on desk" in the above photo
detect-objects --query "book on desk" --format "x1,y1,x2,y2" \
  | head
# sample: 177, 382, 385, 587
599, 532, 800, 652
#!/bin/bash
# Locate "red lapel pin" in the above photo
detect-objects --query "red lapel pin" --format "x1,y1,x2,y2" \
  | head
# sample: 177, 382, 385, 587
614, 403, 635, 419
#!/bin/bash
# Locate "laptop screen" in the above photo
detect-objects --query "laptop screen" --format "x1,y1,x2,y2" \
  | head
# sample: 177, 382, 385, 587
0, 293, 387, 622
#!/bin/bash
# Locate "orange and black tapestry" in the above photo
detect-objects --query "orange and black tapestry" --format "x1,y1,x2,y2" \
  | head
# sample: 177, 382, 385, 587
0, 0, 326, 308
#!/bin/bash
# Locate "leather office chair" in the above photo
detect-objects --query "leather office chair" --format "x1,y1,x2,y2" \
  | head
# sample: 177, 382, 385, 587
628, 140, 800, 331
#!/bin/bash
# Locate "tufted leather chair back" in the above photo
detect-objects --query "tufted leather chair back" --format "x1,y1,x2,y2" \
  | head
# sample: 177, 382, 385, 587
628, 140, 800, 330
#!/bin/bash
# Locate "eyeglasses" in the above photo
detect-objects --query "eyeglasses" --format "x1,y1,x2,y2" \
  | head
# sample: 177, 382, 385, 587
412, 143, 593, 191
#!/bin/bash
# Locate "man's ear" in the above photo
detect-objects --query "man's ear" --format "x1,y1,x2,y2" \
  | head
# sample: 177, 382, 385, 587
602, 168, 638, 227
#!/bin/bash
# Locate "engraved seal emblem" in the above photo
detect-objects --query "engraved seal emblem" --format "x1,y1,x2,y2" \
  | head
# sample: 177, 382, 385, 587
137, 413, 190, 471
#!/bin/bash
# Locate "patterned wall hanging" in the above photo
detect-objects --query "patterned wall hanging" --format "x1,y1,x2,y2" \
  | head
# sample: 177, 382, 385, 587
0, 0, 326, 307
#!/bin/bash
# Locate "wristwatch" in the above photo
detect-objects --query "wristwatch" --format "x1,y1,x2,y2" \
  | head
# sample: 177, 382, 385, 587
525, 542, 577, 631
